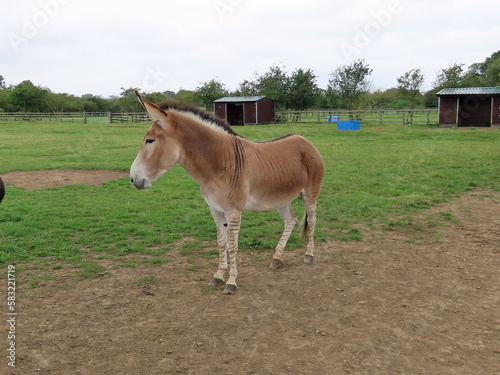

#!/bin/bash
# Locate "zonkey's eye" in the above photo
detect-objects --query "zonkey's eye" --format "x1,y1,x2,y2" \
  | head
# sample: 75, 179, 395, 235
145, 139, 155, 144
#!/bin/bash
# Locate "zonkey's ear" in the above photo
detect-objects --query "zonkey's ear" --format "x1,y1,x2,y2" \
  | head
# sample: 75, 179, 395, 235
135, 90, 168, 127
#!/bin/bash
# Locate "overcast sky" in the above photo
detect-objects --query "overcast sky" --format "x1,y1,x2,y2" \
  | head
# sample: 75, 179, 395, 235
1, 0, 499, 97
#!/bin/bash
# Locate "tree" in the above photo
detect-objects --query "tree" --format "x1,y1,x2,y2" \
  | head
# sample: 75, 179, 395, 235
484, 57, 500, 86
447, 50, 500, 87
313, 89, 329, 109
237, 79, 256, 96
422, 88, 440, 108
397, 68, 424, 108
288, 68, 319, 110
239, 64, 290, 109
195, 78, 228, 109
48, 93, 81, 112
368, 88, 400, 108
463, 62, 486, 87
0, 90, 16, 111
464, 50, 500, 86
142, 91, 174, 106
118, 87, 143, 112
175, 89, 199, 105
433, 63, 467, 89
256, 64, 290, 109
327, 59, 373, 109
81, 94, 112, 112
0, 76, 12, 111
9, 80, 50, 111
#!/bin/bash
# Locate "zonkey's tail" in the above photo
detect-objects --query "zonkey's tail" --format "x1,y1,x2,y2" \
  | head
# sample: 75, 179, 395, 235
299, 211, 309, 242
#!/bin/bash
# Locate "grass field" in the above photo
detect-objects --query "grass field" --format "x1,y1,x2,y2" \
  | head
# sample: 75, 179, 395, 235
1, 119, 499, 275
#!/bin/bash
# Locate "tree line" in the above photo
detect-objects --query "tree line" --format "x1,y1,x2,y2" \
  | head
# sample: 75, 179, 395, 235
1, 51, 498, 113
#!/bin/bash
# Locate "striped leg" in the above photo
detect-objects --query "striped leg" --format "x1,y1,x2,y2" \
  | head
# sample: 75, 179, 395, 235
270, 204, 297, 270
300, 185, 321, 264
224, 211, 242, 294
208, 209, 228, 287
303, 202, 317, 264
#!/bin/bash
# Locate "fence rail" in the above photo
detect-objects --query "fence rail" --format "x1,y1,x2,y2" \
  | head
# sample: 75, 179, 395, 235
0, 112, 84, 122
0, 109, 439, 126
276, 109, 438, 125
109, 113, 149, 124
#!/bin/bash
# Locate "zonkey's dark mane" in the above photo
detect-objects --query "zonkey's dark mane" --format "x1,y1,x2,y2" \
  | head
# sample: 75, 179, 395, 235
158, 100, 239, 137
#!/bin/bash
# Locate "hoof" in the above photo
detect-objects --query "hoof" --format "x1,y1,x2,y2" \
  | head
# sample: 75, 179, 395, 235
269, 258, 284, 270
304, 255, 314, 264
208, 277, 225, 287
223, 284, 237, 295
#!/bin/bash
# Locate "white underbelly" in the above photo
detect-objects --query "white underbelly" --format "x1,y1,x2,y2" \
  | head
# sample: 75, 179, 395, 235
243, 193, 297, 211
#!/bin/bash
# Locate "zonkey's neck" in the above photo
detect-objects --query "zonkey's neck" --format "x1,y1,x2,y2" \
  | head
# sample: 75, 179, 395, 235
177, 127, 239, 186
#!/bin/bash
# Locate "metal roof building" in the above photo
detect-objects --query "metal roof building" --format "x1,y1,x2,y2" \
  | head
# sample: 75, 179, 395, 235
436, 87, 500, 128
213, 96, 276, 125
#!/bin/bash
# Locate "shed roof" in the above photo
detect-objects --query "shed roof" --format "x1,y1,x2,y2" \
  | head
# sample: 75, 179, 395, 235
436, 87, 500, 96
213, 96, 267, 103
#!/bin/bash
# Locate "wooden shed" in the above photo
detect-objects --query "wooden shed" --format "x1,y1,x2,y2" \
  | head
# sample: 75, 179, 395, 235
213, 96, 276, 126
436, 87, 500, 128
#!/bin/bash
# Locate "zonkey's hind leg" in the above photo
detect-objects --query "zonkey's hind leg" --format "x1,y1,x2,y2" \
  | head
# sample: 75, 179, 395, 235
303, 204, 317, 263
301, 190, 319, 264
270, 204, 297, 270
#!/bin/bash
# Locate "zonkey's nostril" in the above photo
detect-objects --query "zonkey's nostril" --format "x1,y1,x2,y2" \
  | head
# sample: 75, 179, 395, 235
130, 178, 134, 183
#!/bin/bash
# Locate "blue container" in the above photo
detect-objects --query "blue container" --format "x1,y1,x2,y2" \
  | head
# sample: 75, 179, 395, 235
326, 115, 339, 122
337, 120, 360, 131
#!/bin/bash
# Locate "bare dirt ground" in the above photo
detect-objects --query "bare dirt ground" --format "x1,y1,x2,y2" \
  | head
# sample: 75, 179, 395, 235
0, 169, 129, 189
3, 170, 500, 374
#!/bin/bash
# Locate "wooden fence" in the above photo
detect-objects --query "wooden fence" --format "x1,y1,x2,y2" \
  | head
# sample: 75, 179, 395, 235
109, 113, 149, 124
0, 112, 150, 124
0, 112, 84, 122
83, 112, 110, 124
0, 109, 439, 126
276, 109, 438, 125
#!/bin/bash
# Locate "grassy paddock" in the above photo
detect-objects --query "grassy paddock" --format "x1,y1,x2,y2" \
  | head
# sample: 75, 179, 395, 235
0, 120, 499, 273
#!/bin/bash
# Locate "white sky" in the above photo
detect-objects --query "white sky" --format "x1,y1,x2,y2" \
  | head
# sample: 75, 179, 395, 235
1, 0, 499, 97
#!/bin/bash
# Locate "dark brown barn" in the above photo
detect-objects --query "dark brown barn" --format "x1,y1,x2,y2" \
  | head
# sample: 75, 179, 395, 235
213, 96, 276, 126
436, 87, 500, 128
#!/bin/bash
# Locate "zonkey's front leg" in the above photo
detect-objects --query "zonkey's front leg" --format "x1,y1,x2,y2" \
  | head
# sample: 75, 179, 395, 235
223, 211, 241, 294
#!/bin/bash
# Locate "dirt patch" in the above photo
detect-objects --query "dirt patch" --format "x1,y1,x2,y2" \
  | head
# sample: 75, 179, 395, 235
0, 169, 129, 189
8, 191, 500, 374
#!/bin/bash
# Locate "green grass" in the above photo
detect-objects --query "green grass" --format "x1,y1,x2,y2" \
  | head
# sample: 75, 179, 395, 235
0, 120, 499, 276
135, 275, 158, 288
